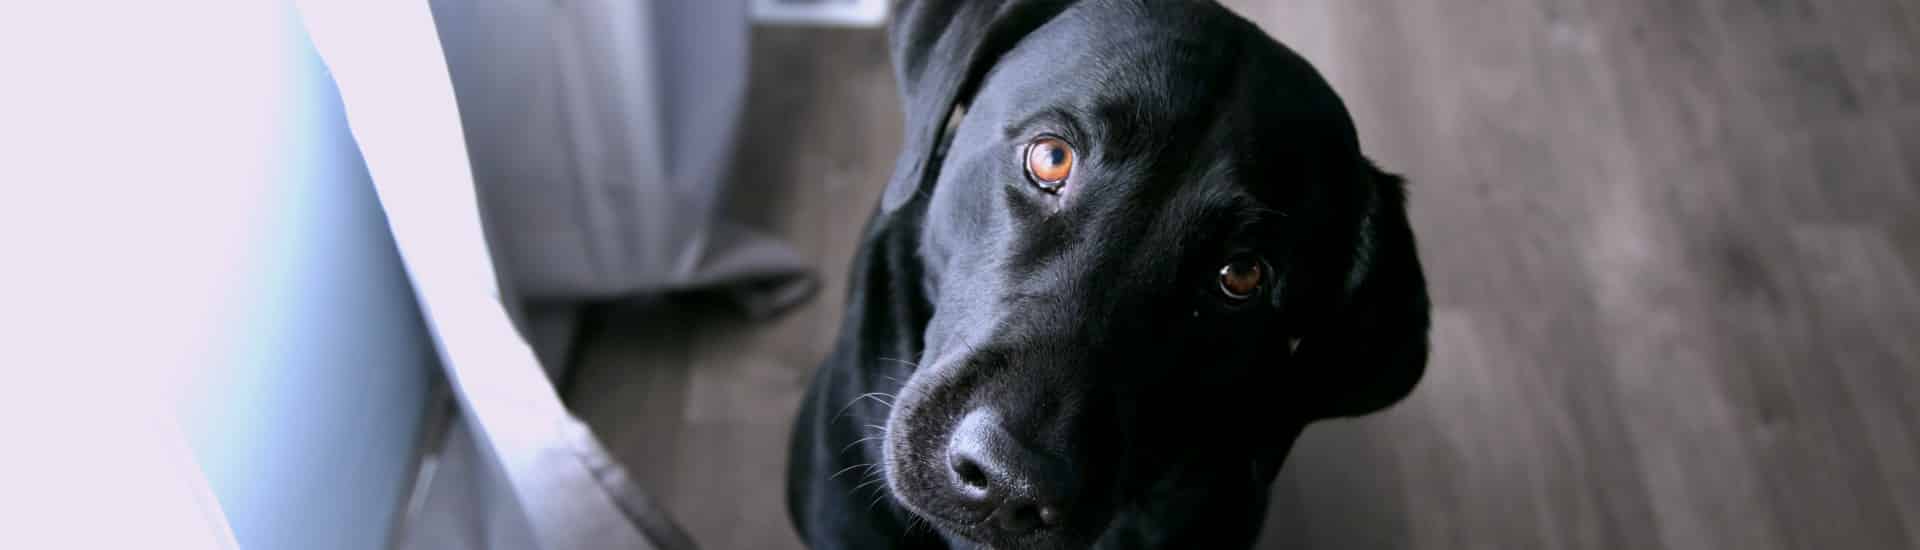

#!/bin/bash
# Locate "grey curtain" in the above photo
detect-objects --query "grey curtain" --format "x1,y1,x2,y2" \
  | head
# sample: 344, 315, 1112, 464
311, 0, 816, 549
429, 0, 816, 367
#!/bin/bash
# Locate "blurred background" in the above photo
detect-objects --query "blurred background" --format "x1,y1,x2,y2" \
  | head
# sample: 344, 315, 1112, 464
5, 0, 1914, 549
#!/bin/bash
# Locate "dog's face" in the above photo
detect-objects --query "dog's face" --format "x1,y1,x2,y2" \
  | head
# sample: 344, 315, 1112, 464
877, 2, 1429, 549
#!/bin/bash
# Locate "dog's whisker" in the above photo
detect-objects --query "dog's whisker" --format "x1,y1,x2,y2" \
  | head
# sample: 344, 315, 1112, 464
851, 392, 897, 409
877, 357, 920, 369
852, 475, 889, 493
829, 392, 899, 424
829, 463, 871, 481
846, 464, 890, 498
839, 435, 884, 454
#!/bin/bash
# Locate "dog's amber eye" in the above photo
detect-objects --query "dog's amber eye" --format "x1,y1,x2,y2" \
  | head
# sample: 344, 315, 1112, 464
1024, 136, 1074, 191
1217, 259, 1263, 301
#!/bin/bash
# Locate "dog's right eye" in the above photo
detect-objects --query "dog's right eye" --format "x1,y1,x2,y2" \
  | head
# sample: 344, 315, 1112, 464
1217, 258, 1264, 301
1023, 136, 1074, 192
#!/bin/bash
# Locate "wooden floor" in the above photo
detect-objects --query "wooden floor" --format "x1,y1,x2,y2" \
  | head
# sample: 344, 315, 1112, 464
566, 1, 1920, 548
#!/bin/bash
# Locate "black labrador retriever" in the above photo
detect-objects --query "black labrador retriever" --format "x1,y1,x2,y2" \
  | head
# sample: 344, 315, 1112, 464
787, 1, 1429, 548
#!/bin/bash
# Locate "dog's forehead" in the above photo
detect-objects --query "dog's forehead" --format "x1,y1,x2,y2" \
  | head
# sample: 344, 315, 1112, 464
984, 2, 1360, 185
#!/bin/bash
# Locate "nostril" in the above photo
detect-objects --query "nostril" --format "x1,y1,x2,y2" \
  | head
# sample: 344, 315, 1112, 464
1037, 504, 1062, 527
946, 408, 1077, 531
993, 497, 1065, 533
995, 497, 1041, 532
951, 453, 989, 490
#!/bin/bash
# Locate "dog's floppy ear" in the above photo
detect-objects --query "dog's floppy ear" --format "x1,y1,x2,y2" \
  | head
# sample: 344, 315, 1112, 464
881, 0, 1076, 213
1290, 162, 1431, 419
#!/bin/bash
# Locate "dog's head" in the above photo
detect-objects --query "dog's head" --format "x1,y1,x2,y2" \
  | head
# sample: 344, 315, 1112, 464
877, 1, 1429, 547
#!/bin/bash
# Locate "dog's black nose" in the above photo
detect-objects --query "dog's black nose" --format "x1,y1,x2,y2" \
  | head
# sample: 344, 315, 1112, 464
946, 409, 1073, 534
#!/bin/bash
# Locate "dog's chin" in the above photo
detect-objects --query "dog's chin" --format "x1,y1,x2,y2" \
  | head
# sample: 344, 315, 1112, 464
931, 523, 1095, 550
889, 497, 1097, 550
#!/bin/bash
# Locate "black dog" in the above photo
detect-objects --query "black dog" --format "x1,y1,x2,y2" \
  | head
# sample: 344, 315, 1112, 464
787, 1, 1429, 548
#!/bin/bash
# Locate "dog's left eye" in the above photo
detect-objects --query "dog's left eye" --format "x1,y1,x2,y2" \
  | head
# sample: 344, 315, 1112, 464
1217, 259, 1264, 301
1023, 136, 1074, 192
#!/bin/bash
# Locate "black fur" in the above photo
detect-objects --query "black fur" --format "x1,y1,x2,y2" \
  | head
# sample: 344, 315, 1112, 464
787, 2, 1429, 548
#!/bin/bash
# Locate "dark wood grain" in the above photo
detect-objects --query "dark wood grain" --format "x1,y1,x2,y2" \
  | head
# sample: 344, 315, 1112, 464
568, 2, 1920, 548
